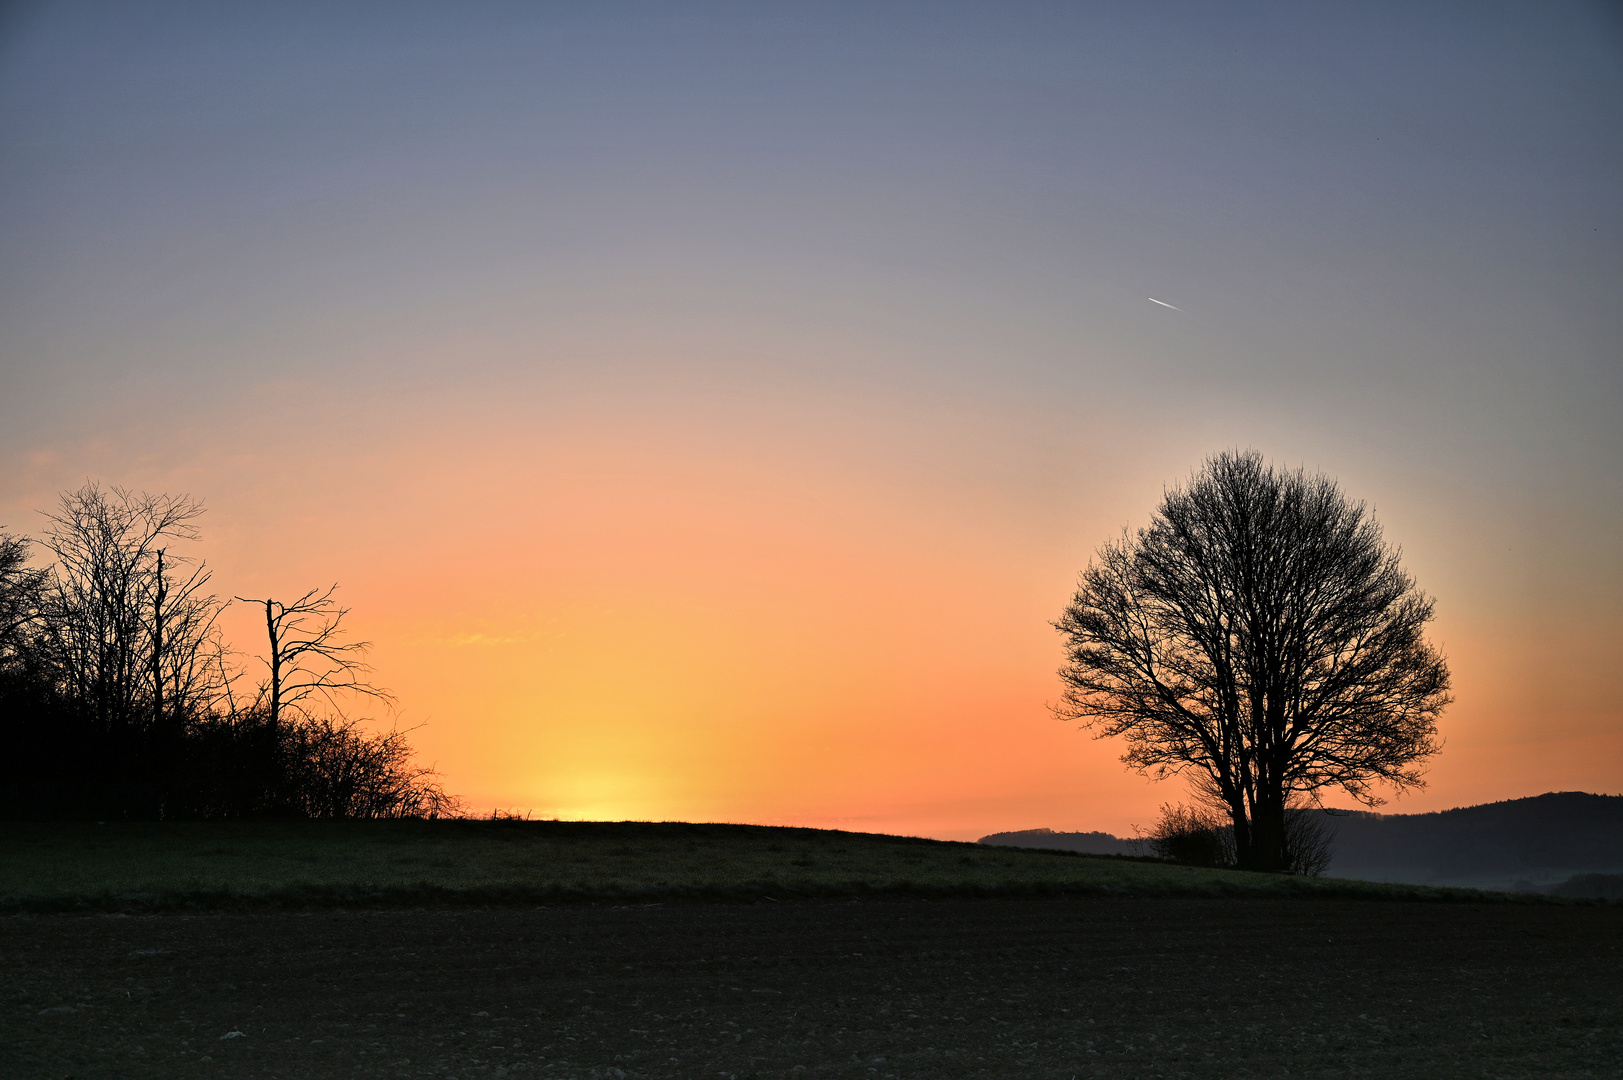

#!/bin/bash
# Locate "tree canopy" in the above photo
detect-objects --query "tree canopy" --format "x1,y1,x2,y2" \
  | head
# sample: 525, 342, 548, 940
1054, 451, 1452, 871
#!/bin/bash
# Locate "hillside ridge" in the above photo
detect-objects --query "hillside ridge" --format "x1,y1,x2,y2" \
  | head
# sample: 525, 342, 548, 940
980, 791, 1623, 890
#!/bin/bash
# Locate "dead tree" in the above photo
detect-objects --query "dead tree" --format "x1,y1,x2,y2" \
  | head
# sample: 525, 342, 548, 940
1054, 451, 1452, 872
235, 586, 394, 738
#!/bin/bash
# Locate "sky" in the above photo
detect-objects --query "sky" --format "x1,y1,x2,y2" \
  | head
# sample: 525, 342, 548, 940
1, 1, 1620, 839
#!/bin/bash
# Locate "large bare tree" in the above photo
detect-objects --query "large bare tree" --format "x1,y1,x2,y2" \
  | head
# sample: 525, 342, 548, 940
37, 484, 225, 734
1054, 451, 1452, 872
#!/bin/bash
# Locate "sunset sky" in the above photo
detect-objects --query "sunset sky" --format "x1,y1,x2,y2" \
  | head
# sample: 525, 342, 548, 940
2, 2, 1619, 839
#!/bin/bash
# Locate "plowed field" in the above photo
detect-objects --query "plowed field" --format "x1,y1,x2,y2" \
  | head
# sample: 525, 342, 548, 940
6, 896, 1620, 1079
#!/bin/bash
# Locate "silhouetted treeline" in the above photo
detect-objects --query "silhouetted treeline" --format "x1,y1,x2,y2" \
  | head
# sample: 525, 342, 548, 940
0, 484, 456, 820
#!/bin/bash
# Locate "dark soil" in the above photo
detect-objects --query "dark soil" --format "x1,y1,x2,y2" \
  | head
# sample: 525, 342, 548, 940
4, 897, 1620, 1079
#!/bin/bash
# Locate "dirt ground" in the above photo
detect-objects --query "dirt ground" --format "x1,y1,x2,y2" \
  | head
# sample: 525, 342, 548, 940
4, 897, 1620, 1080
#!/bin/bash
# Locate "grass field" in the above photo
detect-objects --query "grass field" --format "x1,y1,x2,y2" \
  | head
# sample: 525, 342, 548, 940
0, 818, 1555, 912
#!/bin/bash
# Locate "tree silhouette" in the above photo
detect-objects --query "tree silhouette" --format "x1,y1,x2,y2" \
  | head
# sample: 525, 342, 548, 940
1055, 451, 1451, 872
235, 586, 394, 738
2, 488, 454, 821
37, 484, 224, 735
0, 530, 45, 658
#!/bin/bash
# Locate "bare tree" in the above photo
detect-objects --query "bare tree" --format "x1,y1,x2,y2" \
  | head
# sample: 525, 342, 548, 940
148, 548, 229, 731
0, 530, 46, 660
37, 485, 225, 733
235, 586, 394, 737
1055, 451, 1451, 872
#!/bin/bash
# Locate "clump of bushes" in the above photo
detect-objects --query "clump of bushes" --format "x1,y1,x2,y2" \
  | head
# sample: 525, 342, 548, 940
176, 711, 459, 821
1142, 801, 1337, 876
1144, 802, 1235, 867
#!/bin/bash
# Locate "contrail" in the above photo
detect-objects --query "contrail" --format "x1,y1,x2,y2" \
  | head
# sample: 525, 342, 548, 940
1148, 297, 1182, 311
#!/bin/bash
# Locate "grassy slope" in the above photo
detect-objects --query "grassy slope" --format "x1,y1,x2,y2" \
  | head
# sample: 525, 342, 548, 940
0, 819, 1544, 912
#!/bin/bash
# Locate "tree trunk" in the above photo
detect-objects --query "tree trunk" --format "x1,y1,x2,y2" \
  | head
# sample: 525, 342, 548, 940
1248, 793, 1287, 872
152, 549, 166, 731
265, 598, 280, 736
1228, 803, 1252, 868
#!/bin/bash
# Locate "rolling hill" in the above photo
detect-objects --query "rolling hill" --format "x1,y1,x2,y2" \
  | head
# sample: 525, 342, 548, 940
980, 791, 1623, 892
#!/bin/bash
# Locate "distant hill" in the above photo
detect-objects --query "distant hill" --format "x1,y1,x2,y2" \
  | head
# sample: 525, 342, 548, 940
1324, 791, 1623, 890
976, 828, 1137, 856
978, 792, 1623, 892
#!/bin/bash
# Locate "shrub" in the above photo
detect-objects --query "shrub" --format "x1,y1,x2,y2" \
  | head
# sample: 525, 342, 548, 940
1145, 803, 1234, 868
1146, 801, 1336, 875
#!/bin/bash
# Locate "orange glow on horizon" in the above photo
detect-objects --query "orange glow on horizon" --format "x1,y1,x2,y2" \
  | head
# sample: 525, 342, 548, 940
10, 371, 1622, 840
